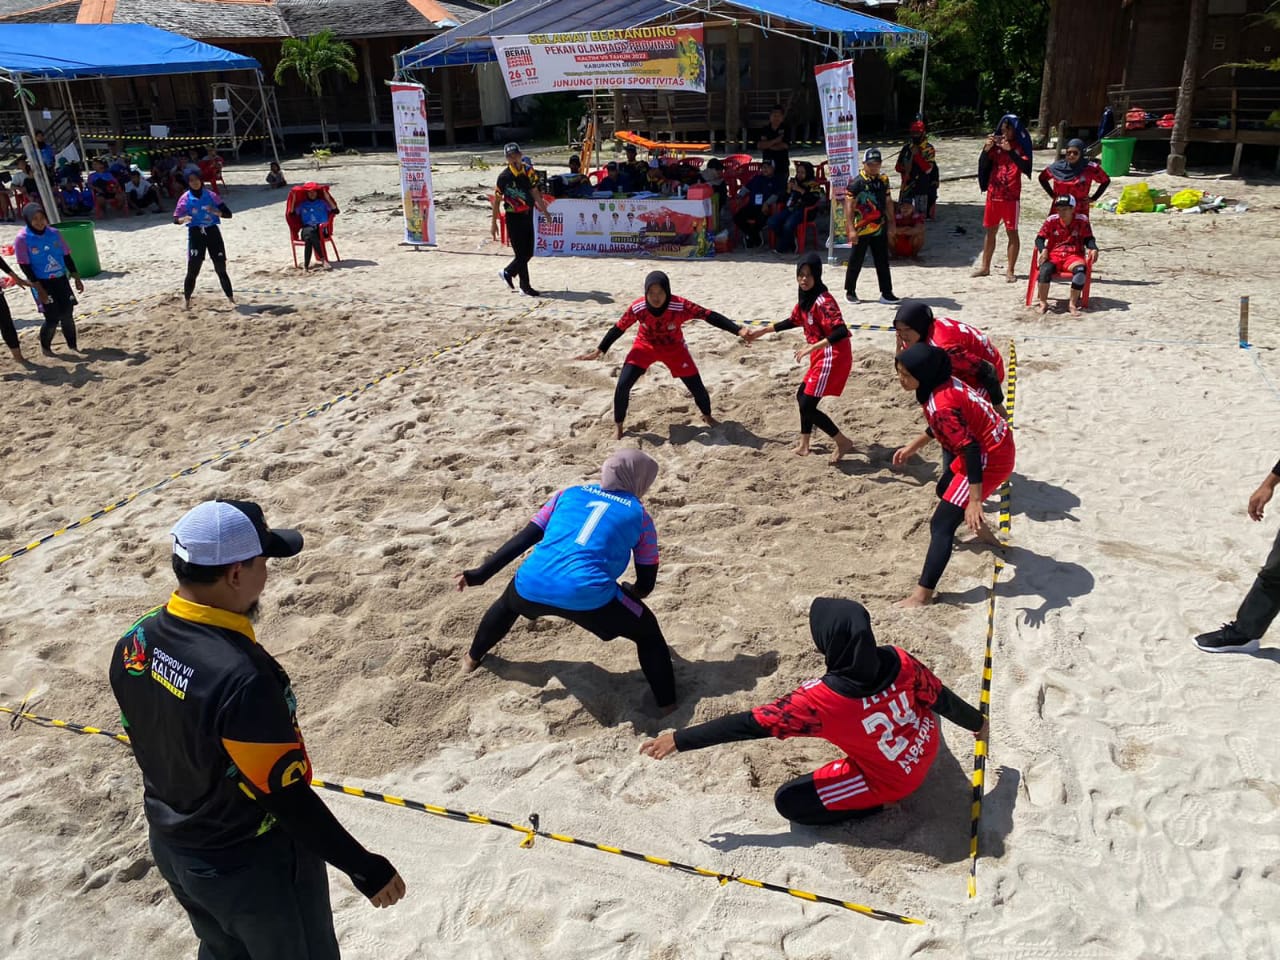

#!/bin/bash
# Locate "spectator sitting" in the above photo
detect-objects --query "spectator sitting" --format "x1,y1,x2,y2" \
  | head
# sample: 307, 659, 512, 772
595, 161, 620, 194
266, 161, 288, 189
700, 158, 729, 228
108, 154, 131, 184
198, 149, 224, 187
766, 160, 823, 254
124, 168, 164, 215
181, 149, 202, 180
1033, 194, 1098, 317
732, 157, 780, 248
644, 160, 673, 196
550, 155, 594, 198
86, 159, 119, 205
57, 178, 95, 217
618, 144, 649, 192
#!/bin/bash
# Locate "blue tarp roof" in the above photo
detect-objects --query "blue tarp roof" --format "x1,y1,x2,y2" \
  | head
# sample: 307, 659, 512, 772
0, 25, 260, 81
397, 0, 925, 72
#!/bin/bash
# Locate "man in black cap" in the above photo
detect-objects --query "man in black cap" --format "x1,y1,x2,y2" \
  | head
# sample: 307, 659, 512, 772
109, 499, 405, 960
491, 142, 550, 297
619, 143, 649, 193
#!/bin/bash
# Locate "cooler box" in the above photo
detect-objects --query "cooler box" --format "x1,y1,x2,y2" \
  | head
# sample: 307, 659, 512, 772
53, 219, 101, 277
1100, 137, 1136, 178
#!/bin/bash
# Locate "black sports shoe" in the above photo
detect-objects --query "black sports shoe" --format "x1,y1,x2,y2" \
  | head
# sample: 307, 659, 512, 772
520, 286, 541, 297
879, 293, 902, 305
499, 269, 514, 290
846, 292, 860, 304
1193, 623, 1260, 654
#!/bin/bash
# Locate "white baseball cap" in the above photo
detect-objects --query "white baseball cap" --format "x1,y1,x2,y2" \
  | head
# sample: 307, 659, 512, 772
171, 500, 303, 565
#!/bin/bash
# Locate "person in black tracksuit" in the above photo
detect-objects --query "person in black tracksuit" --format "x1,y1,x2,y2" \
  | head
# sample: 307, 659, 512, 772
0, 250, 35, 363
491, 142, 549, 298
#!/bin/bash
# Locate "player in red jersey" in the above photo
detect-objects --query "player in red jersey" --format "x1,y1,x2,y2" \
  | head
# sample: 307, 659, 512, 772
892, 343, 1015, 608
641, 598, 986, 824
1038, 138, 1110, 215
892, 300, 1005, 412
745, 252, 857, 463
975, 114, 1033, 282
1034, 195, 1099, 316
576, 270, 750, 438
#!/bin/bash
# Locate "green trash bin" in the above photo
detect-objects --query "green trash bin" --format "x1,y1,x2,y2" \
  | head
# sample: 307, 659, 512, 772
53, 219, 101, 278
1099, 137, 1136, 178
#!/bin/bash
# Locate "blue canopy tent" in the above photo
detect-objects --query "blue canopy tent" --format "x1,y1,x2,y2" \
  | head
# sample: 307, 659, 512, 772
0, 24, 279, 202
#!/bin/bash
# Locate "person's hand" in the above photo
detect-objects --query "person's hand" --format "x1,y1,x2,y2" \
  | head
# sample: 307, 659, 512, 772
1248, 483, 1275, 522
574, 348, 603, 361
737, 327, 753, 345
794, 345, 812, 363
179, 215, 193, 225
965, 500, 985, 535
223, 211, 233, 220
744, 326, 767, 342
454, 572, 470, 592
974, 718, 989, 742
490, 220, 499, 241
984, 135, 996, 152
892, 446, 912, 467
1087, 248, 1099, 264
640, 732, 678, 760
37, 287, 51, 305
73, 277, 84, 294
369, 872, 406, 908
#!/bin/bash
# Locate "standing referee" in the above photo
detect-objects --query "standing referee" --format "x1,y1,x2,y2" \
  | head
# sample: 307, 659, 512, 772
109, 499, 405, 959
491, 142, 549, 297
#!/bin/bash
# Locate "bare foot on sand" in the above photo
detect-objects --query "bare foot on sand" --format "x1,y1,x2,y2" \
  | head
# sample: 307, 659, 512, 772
971, 266, 990, 278
1068, 301, 1083, 318
792, 438, 811, 457
614, 422, 625, 440
1005, 272, 1017, 283
829, 434, 855, 464
895, 586, 934, 609
701, 413, 719, 429
462, 654, 482, 674
8, 347, 24, 364
1037, 300, 1050, 315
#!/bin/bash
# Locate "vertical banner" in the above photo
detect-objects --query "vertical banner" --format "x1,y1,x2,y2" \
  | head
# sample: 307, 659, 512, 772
389, 81, 436, 246
814, 59, 859, 202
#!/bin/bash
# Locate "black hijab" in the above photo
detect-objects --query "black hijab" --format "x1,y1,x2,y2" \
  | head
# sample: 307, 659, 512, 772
893, 299, 934, 342
644, 270, 670, 316
1047, 138, 1088, 182
810, 598, 899, 699
796, 251, 827, 312
896, 342, 952, 404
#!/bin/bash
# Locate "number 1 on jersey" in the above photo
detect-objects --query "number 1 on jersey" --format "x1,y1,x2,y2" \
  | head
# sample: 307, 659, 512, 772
574, 500, 610, 546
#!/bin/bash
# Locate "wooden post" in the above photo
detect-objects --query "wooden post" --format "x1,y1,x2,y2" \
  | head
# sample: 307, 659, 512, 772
362, 41, 380, 147
1167, 0, 1209, 176
726, 26, 741, 150
441, 69, 456, 146
1035, 0, 1060, 147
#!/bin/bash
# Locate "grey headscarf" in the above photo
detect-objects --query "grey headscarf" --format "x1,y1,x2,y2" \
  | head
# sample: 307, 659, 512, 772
600, 448, 659, 499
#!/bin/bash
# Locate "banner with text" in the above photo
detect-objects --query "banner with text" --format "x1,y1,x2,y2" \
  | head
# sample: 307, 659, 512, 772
534, 197, 714, 259
390, 82, 436, 245
814, 59, 859, 203
493, 25, 706, 97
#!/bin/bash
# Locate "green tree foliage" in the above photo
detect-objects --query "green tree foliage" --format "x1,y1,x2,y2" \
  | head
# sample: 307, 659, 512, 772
891, 0, 1049, 127
274, 31, 359, 147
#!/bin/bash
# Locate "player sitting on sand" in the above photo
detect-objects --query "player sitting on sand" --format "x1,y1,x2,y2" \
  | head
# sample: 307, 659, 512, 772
641, 598, 986, 824
745, 252, 857, 463
456, 449, 678, 715
891, 344, 1015, 608
575, 271, 750, 439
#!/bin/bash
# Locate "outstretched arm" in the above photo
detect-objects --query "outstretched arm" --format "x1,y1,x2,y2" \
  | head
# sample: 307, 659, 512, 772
457, 522, 545, 588
640, 712, 769, 759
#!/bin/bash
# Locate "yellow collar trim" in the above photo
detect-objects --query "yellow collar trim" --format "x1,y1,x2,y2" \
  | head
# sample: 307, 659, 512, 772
166, 593, 257, 644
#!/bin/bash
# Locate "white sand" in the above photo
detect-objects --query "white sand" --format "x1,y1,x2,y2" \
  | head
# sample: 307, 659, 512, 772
1, 138, 1278, 958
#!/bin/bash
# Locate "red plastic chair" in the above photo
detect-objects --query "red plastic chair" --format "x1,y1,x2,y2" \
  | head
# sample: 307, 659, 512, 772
491, 192, 509, 246
795, 201, 828, 253
199, 157, 227, 193
722, 153, 752, 171
94, 182, 127, 218
285, 184, 341, 267
1025, 248, 1092, 308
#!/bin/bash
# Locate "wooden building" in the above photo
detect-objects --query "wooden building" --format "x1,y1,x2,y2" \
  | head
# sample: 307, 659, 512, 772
1038, 0, 1280, 171
0, 0, 488, 147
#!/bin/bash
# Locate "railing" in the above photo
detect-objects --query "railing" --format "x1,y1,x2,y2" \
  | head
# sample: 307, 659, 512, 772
1106, 83, 1280, 135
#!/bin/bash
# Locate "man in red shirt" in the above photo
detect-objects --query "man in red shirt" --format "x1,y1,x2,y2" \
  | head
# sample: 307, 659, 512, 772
1034, 195, 1099, 316
975, 115, 1032, 282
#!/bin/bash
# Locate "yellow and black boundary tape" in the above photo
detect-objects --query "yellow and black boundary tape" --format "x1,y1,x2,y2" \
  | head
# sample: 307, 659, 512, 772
0, 305, 537, 567
2, 703, 922, 925
967, 340, 1017, 899
80, 134, 268, 144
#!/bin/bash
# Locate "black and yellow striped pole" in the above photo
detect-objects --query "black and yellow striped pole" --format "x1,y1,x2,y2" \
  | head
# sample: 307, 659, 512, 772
3, 703, 922, 924
967, 340, 1016, 899
0, 305, 539, 567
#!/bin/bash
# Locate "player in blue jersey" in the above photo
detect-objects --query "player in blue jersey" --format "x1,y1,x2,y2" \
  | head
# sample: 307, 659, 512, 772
455, 449, 677, 713
14, 203, 85, 356
174, 171, 234, 310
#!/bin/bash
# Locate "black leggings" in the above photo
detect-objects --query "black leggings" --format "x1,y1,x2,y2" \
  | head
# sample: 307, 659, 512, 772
614, 362, 711, 425
845, 230, 893, 298
1038, 260, 1087, 289
505, 211, 535, 290
185, 225, 233, 300
469, 578, 677, 707
300, 226, 327, 267
38, 275, 78, 352
0, 294, 16, 350
774, 773, 885, 826
796, 383, 839, 437
919, 465, 967, 590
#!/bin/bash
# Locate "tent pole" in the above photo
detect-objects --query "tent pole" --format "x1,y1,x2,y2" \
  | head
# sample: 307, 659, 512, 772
592, 87, 601, 170
63, 80, 88, 169
917, 36, 928, 118
19, 78, 57, 219
255, 69, 281, 166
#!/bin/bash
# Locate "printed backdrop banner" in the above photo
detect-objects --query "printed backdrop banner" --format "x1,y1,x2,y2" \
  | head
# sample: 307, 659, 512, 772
389, 81, 436, 245
493, 25, 706, 97
534, 197, 714, 259
814, 59, 859, 202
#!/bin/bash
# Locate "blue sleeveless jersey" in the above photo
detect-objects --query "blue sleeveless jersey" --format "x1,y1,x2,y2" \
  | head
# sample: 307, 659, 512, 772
179, 189, 223, 228
17, 227, 68, 279
515, 485, 653, 611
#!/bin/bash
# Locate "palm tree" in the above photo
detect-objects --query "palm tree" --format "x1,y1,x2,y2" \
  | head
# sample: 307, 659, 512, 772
274, 31, 359, 148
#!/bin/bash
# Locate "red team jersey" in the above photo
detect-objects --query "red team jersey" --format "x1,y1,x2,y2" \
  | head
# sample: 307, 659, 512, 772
1037, 213, 1094, 267
751, 647, 944, 808
929, 316, 1005, 387
924, 378, 1009, 457
790, 291, 852, 397
616, 295, 712, 350
1038, 162, 1109, 208
985, 147, 1027, 202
